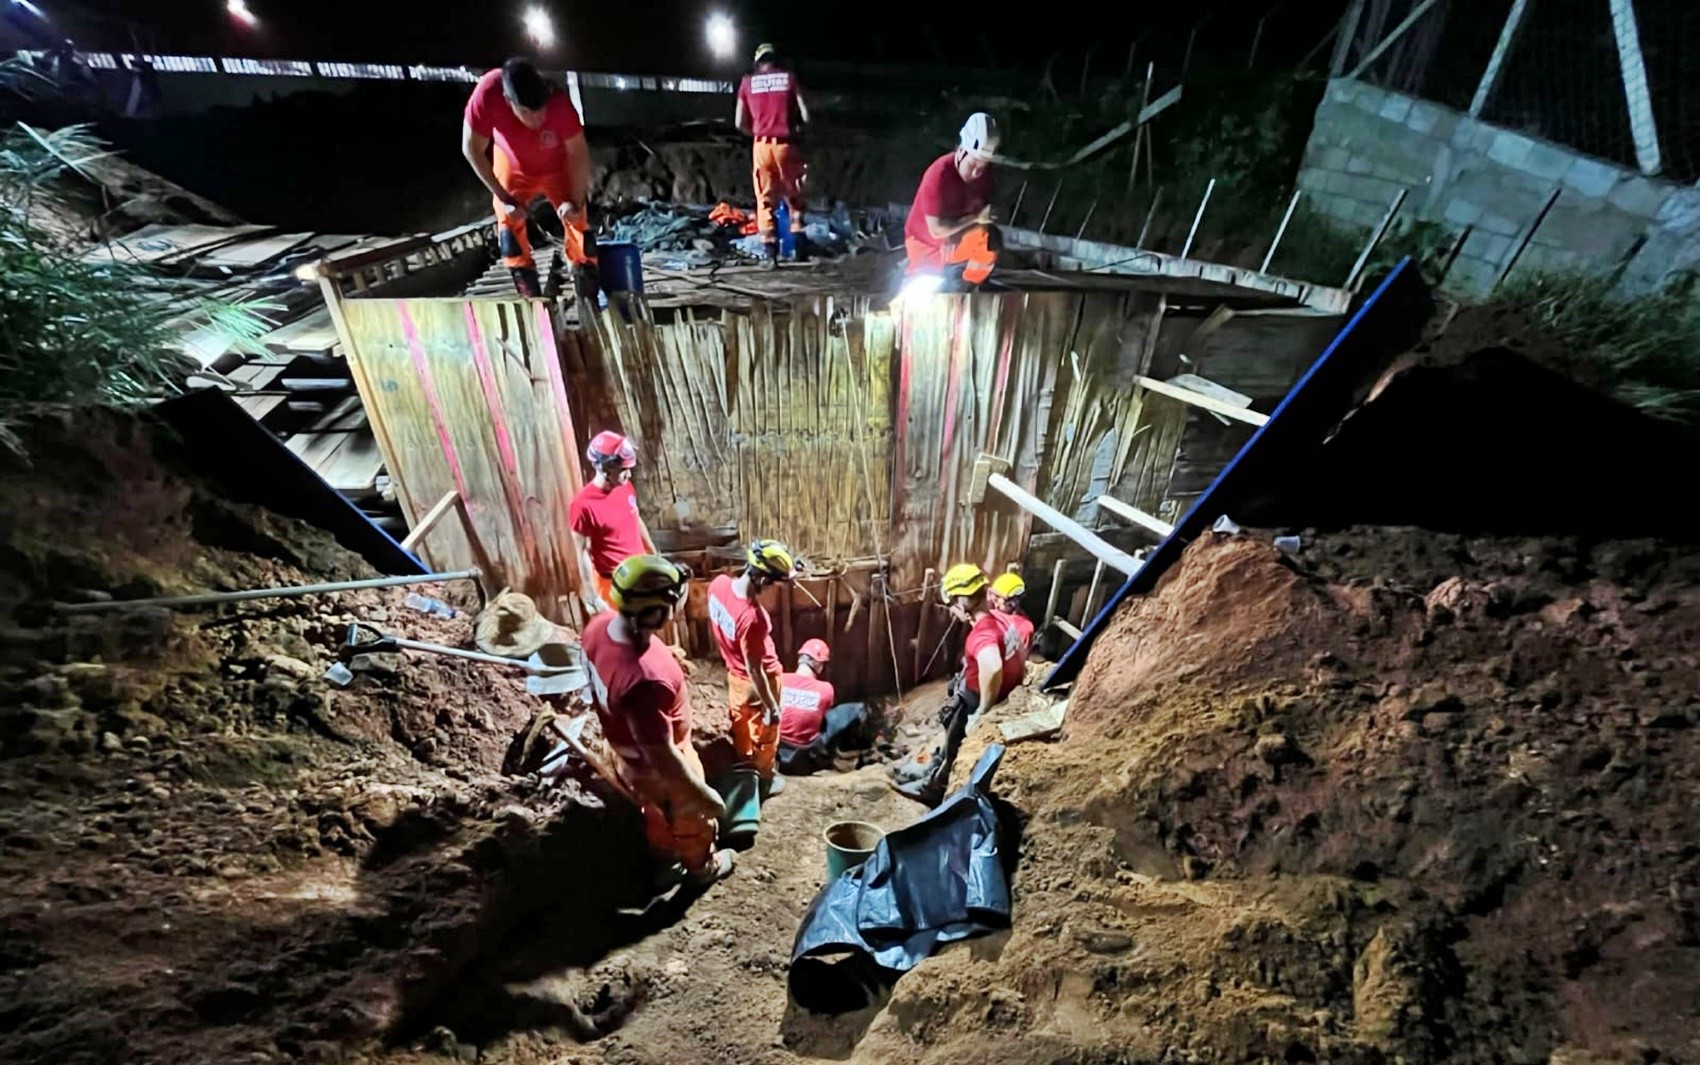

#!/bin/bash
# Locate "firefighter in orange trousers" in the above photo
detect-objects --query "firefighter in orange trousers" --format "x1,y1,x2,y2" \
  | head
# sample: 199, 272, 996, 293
569, 430, 659, 615
735, 42, 811, 268
461, 57, 597, 298
707, 539, 799, 797
582, 555, 736, 886
904, 112, 1003, 289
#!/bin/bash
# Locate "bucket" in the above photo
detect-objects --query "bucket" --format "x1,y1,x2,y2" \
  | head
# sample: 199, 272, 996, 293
717, 767, 762, 843
598, 241, 644, 295
823, 820, 885, 881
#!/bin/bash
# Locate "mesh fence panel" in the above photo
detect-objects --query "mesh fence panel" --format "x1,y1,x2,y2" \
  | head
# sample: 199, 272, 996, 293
1481, 0, 1639, 172
1635, 0, 1700, 182
1353, 0, 1514, 111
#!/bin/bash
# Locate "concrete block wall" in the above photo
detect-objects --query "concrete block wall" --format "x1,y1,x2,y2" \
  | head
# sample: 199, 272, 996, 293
1298, 78, 1700, 296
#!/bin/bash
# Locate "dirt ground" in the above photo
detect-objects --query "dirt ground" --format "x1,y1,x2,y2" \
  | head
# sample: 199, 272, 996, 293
5, 407, 1699, 1064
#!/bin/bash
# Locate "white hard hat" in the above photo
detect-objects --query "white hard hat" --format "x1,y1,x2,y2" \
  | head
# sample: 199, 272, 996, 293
959, 112, 1000, 159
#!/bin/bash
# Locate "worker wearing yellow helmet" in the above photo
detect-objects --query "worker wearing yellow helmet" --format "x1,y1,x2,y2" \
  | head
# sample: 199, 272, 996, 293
989, 569, 1035, 657
581, 555, 735, 886
891, 561, 1030, 806
707, 539, 800, 800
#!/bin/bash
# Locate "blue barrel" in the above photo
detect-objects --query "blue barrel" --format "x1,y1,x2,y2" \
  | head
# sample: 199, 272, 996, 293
775, 201, 796, 258
598, 241, 644, 295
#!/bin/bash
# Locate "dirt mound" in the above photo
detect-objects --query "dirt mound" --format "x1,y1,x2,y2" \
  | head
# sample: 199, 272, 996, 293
868, 529, 1700, 1064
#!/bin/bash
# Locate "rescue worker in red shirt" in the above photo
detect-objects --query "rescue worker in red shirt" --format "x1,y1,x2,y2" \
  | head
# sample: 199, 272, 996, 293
904, 112, 1002, 290
461, 58, 596, 298
707, 539, 798, 796
989, 571, 1035, 656
778, 638, 835, 749
890, 563, 1029, 806
569, 430, 658, 615
735, 43, 811, 269
582, 555, 736, 886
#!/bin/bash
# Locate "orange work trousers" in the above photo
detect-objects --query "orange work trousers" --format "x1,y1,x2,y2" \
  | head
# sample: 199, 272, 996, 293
587, 572, 615, 615
493, 151, 594, 270
752, 140, 806, 243
727, 670, 783, 779
904, 223, 1000, 285
613, 742, 717, 874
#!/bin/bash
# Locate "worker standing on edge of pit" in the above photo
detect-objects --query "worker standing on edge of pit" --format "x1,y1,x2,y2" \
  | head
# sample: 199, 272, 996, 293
776, 638, 869, 775
707, 540, 799, 799
569, 431, 658, 616
735, 42, 811, 270
889, 563, 1029, 807
461, 57, 597, 299
989, 571, 1035, 657
903, 112, 1002, 290
582, 555, 736, 887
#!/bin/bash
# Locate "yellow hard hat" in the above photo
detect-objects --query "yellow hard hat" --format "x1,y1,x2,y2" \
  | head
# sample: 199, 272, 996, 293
940, 563, 988, 603
609, 555, 689, 614
745, 538, 798, 581
991, 572, 1025, 600
753, 42, 777, 64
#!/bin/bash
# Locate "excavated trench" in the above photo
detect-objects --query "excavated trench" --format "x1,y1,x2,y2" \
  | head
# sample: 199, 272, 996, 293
4, 306, 1700, 1064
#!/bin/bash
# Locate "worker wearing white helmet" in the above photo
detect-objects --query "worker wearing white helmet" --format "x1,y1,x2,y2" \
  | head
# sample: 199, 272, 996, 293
903, 112, 1003, 288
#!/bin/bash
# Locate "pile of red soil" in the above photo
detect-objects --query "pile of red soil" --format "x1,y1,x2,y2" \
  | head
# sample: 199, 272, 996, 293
866, 528, 1699, 1064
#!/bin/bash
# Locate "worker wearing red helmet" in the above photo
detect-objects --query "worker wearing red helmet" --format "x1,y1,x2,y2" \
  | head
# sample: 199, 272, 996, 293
776, 637, 872, 775
461, 57, 597, 298
903, 112, 1003, 289
569, 430, 657, 615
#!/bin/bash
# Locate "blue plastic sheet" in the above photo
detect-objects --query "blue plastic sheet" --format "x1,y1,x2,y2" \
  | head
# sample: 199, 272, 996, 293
788, 745, 1010, 1012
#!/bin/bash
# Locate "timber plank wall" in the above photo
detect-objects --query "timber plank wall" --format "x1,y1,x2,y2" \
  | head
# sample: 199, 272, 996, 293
332, 290, 1333, 697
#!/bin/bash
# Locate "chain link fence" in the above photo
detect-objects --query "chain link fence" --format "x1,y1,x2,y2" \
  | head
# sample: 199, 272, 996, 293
1346, 0, 1699, 182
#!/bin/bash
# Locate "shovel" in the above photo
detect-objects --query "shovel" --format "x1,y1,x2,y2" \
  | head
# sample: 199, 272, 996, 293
335, 621, 588, 684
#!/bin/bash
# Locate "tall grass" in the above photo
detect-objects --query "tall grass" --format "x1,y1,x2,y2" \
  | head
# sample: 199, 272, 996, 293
0, 122, 272, 452
1487, 272, 1700, 425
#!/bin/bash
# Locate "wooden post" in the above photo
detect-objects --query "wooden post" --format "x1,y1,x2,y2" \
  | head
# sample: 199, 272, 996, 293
865, 572, 884, 693
1469, 0, 1530, 118
1135, 376, 1270, 427
1039, 183, 1063, 233
1180, 178, 1216, 260
779, 581, 794, 668
399, 489, 461, 553
1494, 186, 1562, 291
913, 567, 934, 683
1083, 560, 1106, 624
1043, 558, 1065, 633
1135, 186, 1163, 248
824, 577, 838, 659
1608, 0, 1662, 176
984, 472, 1141, 575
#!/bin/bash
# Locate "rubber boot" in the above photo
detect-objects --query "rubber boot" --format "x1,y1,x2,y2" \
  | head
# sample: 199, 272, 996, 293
544, 250, 565, 298
573, 261, 601, 306
760, 240, 779, 271
510, 267, 542, 298
789, 231, 810, 264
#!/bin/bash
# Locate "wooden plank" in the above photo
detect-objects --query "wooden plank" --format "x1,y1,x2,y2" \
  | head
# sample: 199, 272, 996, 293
81, 223, 270, 265
1095, 493, 1175, 538
261, 308, 339, 353
236, 394, 288, 423
317, 433, 385, 494
986, 472, 1140, 576
1136, 374, 1270, 426
200, 232, 314, 267
227, 363, 289, 391
309, 395, 365, 432
399, 490, 460, 552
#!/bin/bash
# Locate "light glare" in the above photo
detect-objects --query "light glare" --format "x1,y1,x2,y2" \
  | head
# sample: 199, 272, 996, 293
226, 0, 257, 26
523, 6, 556, 49
705, 13, 736, 59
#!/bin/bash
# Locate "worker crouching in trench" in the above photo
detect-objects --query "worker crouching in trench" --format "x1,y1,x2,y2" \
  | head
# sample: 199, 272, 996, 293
889, 563, 1030, 807
581, 556, 737, 887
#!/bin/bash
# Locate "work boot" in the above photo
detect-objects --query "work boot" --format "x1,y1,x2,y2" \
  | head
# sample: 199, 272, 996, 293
686, 848, 737, 888
760, 241, 779, 270
544, 250, 565, 298
788, 231, 810, 264
762, 774, 786, 798
510, 267, 542, 298
573, 262, 601, 306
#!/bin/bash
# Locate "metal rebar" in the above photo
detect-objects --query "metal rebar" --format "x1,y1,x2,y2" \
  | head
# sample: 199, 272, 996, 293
1135, 186, 1163, 248
1074, 199, 1099, 240
1008, 181, 1028, 227
58, 569, 483, 613
1344, 187, 1410, 290
1493, 186, 1562, 291
1180, 178, 1217, 260
1260, 188, 1303, 273
1039, 183, 1063, 233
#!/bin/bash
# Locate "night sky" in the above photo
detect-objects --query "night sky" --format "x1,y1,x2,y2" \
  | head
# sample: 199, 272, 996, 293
25, 0, 1347, 79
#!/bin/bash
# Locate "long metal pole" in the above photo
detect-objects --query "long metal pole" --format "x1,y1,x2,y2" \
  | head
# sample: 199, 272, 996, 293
59, 569, 483, 613
1180, 178, 1217, 260
1260, 188, 1303, 273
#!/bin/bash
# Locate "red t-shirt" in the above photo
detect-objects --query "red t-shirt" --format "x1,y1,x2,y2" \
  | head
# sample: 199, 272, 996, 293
707, 574, 781, 680
569, 481, 647, 577
581, 612, 692, 755
464, 68, 584, 180
737, 66, 802, 139
778, 672, 835, 746
905, 152, 993, 250
997, 610, 1035, 657
963, 611, 1027, 705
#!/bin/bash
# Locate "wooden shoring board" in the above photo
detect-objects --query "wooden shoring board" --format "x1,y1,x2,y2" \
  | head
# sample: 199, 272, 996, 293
318, 433, 384, 494
81, 223, 270, 265
261, 308, 339, 354
200, 231, 314, 267
236, 394, 288, 422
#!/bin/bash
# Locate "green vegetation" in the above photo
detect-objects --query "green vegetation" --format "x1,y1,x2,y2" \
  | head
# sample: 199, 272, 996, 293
1486, 272, 1700, 425
0, 123, 270, 452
